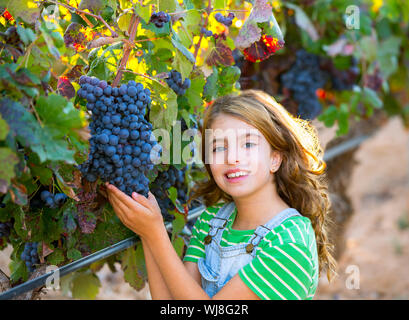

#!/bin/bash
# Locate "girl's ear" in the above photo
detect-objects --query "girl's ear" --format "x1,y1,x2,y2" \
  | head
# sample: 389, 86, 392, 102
270, 151, 282, 173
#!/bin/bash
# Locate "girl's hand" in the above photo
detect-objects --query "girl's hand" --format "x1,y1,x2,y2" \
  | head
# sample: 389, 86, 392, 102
104, 182, 164, 240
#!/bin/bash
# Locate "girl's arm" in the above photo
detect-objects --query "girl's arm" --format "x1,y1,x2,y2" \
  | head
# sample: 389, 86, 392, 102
144, 223, 259, 300
141, 230, 203, 299
141, 238, 173, 299
105, 183, 259, 300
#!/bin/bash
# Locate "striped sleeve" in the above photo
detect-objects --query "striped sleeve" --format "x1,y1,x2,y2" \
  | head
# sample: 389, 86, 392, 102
183, 213, 206, 263
238, 243, 314, 300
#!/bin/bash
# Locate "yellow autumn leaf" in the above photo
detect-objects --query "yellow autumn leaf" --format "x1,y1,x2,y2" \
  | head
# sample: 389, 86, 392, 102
372, 0, 383, 12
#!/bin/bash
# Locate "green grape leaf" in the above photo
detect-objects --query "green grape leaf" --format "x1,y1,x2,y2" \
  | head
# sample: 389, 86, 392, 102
172, 51, 194, 81
0, 148, 19, 194
171, 34, 195, 64
78, 0, 104, 13
67, 248, 82, 261
71, 271, 101, 300
185, 72, 205, 111
336, 103, 350, 136
46, 248, 65, 265
0, 114, 9, 140
318, 105, 338, 128
203, 66, 219, 102
121, 244, 145, 291
219, 66, 241, 86
150, 85, 178, 132
134, 2, 151, 24
377, 36, 401, 80
158, 0, 177, 12
35, 94, 85, 135
168, 186, 178, 204
16, 25, 36, 46
0, 0, 41, 24
9, 259, 27, 283
362, 87, 383, 109
117, 11, 133, 32
172, 235, 185, 258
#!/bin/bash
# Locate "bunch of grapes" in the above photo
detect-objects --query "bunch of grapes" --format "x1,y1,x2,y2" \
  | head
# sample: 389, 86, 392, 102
149, 11, 170, 28
77, 76, 161, 197
150, 166, 189, 221
165, 70, 191, 96
200, 27, 213, 37
20, 242, 39, 273
281, 50, 329, 120
0, 221, 13, 238
40, 191, 68, 209
214, 12, 235, 27
320, 57, 360, 91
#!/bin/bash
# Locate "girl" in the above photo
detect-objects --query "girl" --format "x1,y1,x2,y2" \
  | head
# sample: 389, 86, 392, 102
105, 89, 337, 300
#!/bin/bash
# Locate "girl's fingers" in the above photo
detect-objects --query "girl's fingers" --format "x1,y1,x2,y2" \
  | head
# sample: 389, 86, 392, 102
109, 195, 133, 226
107, 183, 148, 213
132, 192, 152, 210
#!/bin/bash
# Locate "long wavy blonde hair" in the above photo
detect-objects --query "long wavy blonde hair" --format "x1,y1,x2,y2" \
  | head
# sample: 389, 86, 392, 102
188, 89, 337, 282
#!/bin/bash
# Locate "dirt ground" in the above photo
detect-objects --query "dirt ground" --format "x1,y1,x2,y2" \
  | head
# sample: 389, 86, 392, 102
1, 116, 409, 300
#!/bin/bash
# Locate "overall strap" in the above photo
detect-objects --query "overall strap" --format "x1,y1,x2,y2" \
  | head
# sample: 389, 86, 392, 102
245, 208, 301, 255
204, 202, 236, 245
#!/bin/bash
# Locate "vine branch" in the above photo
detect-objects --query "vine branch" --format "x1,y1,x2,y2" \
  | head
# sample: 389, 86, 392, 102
120, 70, 167, 88
193, 0, 213, 61
112, 14, 140, 88
45, 0, 118, 37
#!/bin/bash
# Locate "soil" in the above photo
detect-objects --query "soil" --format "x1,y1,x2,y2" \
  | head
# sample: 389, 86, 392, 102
1, 116, 408, 300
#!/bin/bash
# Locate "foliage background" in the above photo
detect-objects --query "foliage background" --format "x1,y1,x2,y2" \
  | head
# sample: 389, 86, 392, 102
0, 0, 408, 299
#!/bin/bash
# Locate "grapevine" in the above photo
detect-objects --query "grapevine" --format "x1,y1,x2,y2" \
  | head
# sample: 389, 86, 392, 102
77, 76, 158, 198
0, 0, 407, 300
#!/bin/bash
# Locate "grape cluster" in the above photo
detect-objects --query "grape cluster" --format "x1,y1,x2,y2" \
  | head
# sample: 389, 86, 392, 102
0, 221, 13, 238
320, 57, 360, 91
20, 242, 39, 273
150, 166, 189, 221
215, 12, 235, 27
40, 191, 68, 209
77, 76, 161, 197
281, 50, 329, 120
165, 70, 191, 96
149, 11, 170, 28
200, 27, 213, 37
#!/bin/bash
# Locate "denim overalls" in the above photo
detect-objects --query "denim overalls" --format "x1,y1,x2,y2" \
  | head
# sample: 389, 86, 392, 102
197, 201, 302, 298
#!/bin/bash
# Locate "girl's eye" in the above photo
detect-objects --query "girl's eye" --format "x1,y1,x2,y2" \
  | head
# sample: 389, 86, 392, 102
245, 142, 255, 148
213, 146, 226, 152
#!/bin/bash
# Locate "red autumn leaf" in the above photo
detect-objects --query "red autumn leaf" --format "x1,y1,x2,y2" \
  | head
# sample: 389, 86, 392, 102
243, 35, 284, 63
57, 76, 76, 99
205, 41, 234, 67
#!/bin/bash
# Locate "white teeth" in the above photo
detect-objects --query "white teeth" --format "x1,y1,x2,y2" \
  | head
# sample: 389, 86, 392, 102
226, 171, 248, 178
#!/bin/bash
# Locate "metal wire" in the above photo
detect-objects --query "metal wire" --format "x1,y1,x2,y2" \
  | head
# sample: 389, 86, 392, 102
0, 133, 373, 300
0, 205, 206, 300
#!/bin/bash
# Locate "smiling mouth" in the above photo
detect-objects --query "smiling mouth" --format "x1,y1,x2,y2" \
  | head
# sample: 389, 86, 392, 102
224, 172, 250, 181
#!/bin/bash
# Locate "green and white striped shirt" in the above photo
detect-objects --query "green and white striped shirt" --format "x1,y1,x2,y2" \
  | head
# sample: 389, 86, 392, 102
183, 202, 319, 300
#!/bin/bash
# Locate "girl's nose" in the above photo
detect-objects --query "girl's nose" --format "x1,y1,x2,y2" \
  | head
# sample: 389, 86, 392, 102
226, 144, 240, 164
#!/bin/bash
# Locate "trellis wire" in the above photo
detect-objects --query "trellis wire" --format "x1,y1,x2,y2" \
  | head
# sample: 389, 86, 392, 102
0, 133, 373, 300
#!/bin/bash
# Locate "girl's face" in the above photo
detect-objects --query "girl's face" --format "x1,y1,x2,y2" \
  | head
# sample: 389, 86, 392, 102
208, 113, 281, 199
